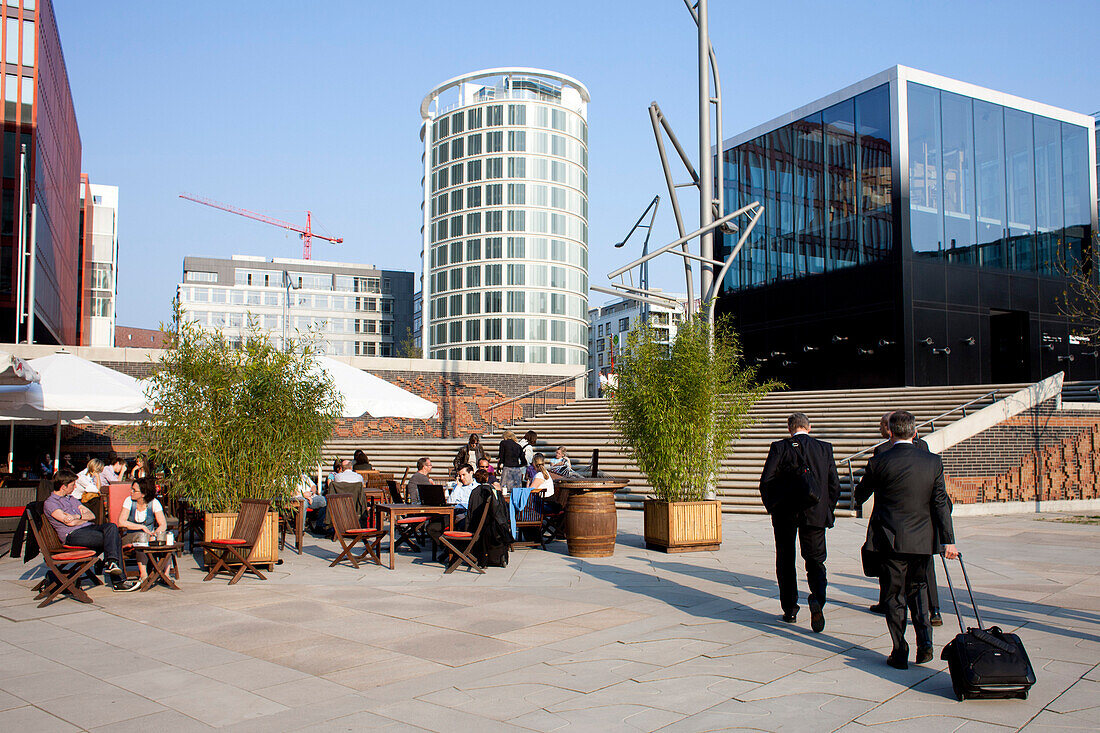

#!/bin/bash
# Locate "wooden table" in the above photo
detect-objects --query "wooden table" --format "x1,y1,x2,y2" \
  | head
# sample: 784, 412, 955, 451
374, 503, 454, 570
134, 543, 182, 591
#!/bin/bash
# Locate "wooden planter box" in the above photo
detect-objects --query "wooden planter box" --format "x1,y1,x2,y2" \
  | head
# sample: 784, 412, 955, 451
643, 499, 722, 553
203, 512, 280, 570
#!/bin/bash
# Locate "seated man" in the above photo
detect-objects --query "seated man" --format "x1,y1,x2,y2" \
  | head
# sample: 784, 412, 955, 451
44, 470, 136, 592
446, 464, 478, 529
101, 453, 126, 484
332, 459, 365, 485
476, 457, 496, 478
406, 457, 433, 504
297, 474, 327, 533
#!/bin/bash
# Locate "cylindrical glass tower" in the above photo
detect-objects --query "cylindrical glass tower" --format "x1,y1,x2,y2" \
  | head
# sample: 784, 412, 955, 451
420, 68, 590, 366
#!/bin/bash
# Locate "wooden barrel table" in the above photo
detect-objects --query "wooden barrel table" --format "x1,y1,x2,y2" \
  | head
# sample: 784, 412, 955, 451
557, 478, 629, 558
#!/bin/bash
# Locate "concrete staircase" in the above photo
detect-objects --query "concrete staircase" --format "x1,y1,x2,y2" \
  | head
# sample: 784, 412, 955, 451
324, 381, 1030, 517
1062, 379, 1100, 403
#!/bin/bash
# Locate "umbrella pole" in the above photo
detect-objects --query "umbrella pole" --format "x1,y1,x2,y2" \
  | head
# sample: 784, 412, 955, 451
53, 417, 60, 472
7, 420, 12, 474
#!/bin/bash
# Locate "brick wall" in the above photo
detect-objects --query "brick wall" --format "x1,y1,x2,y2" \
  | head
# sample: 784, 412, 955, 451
941, 399, 1100, 503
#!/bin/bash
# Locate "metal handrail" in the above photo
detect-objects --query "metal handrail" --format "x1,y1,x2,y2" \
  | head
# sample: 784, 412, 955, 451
838, 388, 1002, 510
1090, 385, 1100, 402
487, 371, 585, 431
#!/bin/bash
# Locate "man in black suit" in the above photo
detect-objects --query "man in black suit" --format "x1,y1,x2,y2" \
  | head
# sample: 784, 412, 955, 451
855, 411, 958, 669
759, 413, 841, 633
869, 413, 942, 627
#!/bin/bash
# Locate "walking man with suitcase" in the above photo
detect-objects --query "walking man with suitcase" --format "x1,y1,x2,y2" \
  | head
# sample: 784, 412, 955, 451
855, 411, 958, 669
759, 413, 840, 633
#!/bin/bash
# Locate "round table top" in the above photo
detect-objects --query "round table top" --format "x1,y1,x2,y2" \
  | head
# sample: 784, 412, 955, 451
556, 478, 630, 492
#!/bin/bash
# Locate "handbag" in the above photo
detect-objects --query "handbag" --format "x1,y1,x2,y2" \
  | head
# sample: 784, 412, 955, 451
861, 544, 881, 577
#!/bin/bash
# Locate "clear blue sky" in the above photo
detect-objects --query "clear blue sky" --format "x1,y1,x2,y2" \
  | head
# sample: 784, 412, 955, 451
56, 0, 1099, 330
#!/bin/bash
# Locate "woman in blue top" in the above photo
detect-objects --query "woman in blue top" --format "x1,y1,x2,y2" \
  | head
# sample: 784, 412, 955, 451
116, 478, 167, 583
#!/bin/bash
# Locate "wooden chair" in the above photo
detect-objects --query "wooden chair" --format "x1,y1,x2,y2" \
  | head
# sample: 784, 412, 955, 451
513, 488, 547, 549
196, 498, 271, 585
438, 498, 490, 575
541, 488, 570, 546
28, 510, 102, 607
327, 493, 386, 568
386, 482, 430, 553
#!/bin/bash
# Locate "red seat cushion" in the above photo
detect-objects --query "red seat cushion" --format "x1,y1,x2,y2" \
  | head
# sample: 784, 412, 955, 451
345, 528, 379, 535
396, 516, 429, 524
210, 538, 248, 545
0, 506, 22, 518
52, 550, 96, 561
443, 531, 472, 539
62, 545, 84, 550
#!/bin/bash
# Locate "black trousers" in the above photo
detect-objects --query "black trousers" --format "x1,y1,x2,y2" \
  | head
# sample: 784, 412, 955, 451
771, 515, 827, 613
880, 552, 933, 654
66, 523, 123, 567
877, 554, 939, 611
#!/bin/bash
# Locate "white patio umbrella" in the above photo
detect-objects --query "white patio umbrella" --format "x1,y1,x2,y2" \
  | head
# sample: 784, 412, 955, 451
0, 350, 40, 471
317, 356, 438, 419
0, 352, 152, 471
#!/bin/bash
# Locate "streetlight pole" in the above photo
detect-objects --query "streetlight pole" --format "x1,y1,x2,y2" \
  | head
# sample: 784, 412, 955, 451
697, 0, 714, 326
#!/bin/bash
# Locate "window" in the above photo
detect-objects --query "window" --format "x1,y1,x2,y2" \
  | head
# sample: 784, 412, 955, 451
186, 271, 217, 283
466, 159, 482, 181
466, 291, 481, 314
467, 107, 483, 129
466, 265, 481, 287
451, 111, 464, 134
507, 346, 525, 362
485, 345, 502, 361
507, 318, 525, 339
466, 320, 480, 341
485, 318, 502, 339
551, 108, 566, 131
507, 236, 525, 257
507, 292, 525, 312
507, 263, 525, 285
597, 323, 604, 337
467, 133, 482, 155
449, 321, 462, 343
437, 167, 449, 188
486, 157, 503, 179
486, 131, 503, 152
465, 346, 480, 361
21, 20, 33, 67
450, 268, 462, 289
509, 104, 525, 125
485, 210, 503, 232
508, 156, 526, 178
437, 143, 449, 164
466, 211, 481, 234
508, 131, 526, 151
485, 291, 502, 312
485, 184, 503, 205
551, 134, 566, 157
450, 163, 464, 185
450, 189, 463, 211
508, 210, 525, 231
486, 105, 503, 126
485, 264, 503, 286
466, 185, 482, 208
508, 183, 525, 205
451, 137, 464, 159
380, 300, 392, 313
438, 117, 449, 138
466, 238, 481, 260
381, 322, 393, 336
5, 19, 17, 65
380, 343, 393, 357
619, 317, 630, 332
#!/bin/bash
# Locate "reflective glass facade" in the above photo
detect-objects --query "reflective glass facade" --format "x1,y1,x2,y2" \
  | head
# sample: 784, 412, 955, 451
717, 66, 1098, 388
721, 84, 894, 289
908, 82, 1092, 274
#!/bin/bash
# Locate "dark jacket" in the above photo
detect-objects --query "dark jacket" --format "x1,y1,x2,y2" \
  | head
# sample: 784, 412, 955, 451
855, 442, 955, 555
9, 501, 44, 563
498, 439, 526, 468
467, 485, 512, 566
759, 433, 841, 528
873, 436, 930, 456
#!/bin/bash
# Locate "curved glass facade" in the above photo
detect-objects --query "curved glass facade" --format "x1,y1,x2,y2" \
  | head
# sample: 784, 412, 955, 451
421, 70, 589, 365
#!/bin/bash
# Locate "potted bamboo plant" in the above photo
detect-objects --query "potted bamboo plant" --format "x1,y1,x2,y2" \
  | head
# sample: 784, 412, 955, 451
147, 308, 341, 567
608, 313, 775, 552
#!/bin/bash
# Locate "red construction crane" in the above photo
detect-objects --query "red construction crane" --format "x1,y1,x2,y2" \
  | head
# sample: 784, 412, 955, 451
179, 193, 343, 260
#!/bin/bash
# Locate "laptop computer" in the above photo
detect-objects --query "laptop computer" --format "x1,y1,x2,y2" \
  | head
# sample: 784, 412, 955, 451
417, 483, 447, 506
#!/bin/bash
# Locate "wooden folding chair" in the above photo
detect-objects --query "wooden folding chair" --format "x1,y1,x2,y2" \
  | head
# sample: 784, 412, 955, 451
29, 513, 103, 608
541, 488, 570, 546
386, 482, 429, 553
197, 498, 271, 585
327, 493, 386, 568
438, 499, 490, 575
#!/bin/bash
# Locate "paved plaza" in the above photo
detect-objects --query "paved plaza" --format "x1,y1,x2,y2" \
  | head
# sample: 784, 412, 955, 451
0, 512, 1096, 732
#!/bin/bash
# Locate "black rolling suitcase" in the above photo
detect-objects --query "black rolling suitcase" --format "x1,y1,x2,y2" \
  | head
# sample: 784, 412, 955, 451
939, 554, 1036, 701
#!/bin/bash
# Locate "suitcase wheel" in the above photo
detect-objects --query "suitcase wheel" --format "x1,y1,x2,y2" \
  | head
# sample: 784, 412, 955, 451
1018, 690, 1028, 700
952, 677, 965, 702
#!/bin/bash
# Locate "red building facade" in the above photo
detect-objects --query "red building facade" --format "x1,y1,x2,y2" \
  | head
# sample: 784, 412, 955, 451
1, 0, 80, 344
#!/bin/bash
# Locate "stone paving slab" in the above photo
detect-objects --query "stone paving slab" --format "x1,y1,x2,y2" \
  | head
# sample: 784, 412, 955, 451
0, 511, 1096, 731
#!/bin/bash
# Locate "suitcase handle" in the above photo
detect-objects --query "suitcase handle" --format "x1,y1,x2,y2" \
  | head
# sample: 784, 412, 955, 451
940, 552, 985, 633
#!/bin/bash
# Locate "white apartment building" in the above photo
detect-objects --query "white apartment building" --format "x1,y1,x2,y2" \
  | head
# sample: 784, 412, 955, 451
80, 183, 118, 347
587, 293, 690, 397
176, 255, 414, 357
420, 68, 590, 366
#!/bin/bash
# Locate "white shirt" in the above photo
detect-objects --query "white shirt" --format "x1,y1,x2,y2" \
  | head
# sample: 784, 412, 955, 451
532, 473, 555, 498
73, 469, 100, 500
448, 479, 477, 508
121, 497, 163, 525
333, 469, 364, 485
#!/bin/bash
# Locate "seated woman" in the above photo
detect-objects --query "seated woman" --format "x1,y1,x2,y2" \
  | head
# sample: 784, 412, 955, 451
128, 455, 147, 480
528, 454, 562, 515
548, 446, 582, 477
73, 458, 105, 502
115, 478, 167, 584
352, 449, 373, 471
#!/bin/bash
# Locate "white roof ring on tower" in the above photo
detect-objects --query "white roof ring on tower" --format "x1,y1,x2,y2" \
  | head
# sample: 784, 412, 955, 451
420, 67, 591, 119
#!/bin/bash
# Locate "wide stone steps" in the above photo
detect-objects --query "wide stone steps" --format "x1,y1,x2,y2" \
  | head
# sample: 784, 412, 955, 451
324, 381, 1036, 516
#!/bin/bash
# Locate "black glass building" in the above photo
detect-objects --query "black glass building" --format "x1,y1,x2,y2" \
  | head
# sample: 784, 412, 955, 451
716, 66, 1098, 388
